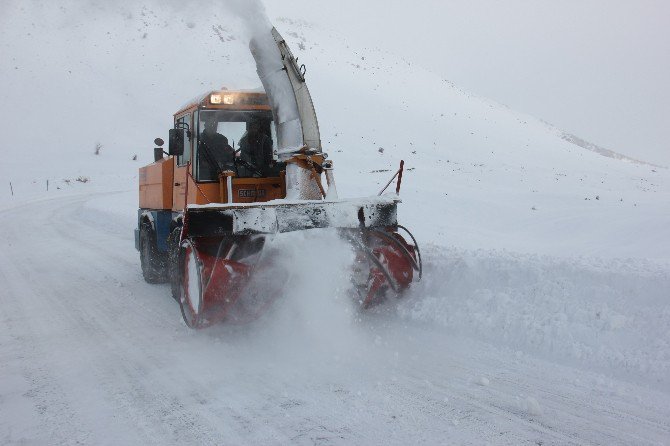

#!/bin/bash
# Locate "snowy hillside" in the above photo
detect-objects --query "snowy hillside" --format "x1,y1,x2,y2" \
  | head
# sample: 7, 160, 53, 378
2, 5, 667, 259
280, 19, 669, 261
1, 3, 669, 445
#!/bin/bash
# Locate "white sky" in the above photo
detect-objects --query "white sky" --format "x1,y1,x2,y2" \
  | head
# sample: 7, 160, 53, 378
266, 0, 670, 166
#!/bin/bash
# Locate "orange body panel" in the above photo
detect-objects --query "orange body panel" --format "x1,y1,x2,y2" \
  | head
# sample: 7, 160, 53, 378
139, 158, 174, 209
184, 176, 285, 206
172, 165, 188, 211
221, 177, 285, 204
188, 181, 220, 205
141, 159, 286, 211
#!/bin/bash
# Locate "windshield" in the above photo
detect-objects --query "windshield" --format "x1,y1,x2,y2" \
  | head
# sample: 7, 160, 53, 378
195, 110, 277, 181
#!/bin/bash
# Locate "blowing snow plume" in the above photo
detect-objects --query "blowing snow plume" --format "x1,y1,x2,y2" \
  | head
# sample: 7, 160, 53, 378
217, 229, 363, 358
224, 0, 304, 150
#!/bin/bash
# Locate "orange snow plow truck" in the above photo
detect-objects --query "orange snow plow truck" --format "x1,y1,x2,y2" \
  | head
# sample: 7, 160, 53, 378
135, 28, 421, 328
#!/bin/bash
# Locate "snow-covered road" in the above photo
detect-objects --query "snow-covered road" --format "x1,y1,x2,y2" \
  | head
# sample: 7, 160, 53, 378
1, 193, 668, 445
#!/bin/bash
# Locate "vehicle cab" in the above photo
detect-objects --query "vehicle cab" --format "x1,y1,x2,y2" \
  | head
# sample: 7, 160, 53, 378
140, 89, 288, 214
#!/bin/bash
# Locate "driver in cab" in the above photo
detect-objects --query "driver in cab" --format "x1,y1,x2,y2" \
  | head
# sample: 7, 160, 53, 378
238, 120, 274, 177
198, 114, 235, 178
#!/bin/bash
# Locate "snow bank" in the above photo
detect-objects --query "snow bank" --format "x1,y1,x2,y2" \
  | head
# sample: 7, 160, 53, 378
398, 246, 670, 388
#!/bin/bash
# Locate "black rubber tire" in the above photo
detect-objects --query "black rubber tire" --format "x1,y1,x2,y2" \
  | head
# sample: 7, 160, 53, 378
139, 223, 167, 283
167, 227, 182, 301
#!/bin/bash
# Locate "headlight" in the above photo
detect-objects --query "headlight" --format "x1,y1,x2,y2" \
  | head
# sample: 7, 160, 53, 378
210, 94, 222, 104
223, 95, 234, 105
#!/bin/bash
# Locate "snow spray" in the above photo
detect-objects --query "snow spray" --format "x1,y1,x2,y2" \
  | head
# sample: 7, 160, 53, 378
247, 229, 364, 354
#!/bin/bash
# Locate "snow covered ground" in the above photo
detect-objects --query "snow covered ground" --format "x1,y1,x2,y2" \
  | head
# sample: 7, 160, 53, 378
1, 2, 669, 445
1, 193, 669, 445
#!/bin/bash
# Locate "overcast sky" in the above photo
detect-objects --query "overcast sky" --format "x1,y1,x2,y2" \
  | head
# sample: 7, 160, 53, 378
266, 0, 669, 166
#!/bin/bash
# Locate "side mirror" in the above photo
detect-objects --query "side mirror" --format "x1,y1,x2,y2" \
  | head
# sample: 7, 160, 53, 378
168, 129, 184, 156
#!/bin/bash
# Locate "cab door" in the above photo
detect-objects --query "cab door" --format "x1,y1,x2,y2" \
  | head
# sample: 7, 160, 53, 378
172, 113, 193, 211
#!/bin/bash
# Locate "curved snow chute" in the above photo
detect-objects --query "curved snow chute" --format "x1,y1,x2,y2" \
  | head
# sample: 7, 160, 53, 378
250, 27, 323, 200
270, 27, 322, 153
250, 27, 322, 157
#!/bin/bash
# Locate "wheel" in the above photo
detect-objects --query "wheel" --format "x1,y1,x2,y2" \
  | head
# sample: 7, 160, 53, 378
140, 222, 166, 283
167, 227, 182, 301
179, 239, 205, 328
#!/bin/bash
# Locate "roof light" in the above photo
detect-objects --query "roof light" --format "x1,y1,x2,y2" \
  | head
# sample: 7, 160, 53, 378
223, 95, 234, 105
210, 94, 222, 104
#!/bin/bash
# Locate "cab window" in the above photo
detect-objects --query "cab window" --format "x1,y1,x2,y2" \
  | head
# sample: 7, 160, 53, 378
195, 110, 278, 181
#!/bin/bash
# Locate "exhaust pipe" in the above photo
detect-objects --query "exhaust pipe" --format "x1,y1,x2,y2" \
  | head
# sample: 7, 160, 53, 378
153, 147, 164, 162
153, 137, 165, 162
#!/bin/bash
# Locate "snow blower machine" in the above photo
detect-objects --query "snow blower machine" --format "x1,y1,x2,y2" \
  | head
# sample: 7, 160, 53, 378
135, 28, 421, 328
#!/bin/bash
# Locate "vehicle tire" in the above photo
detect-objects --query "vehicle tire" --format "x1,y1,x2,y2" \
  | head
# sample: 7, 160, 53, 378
140, 222, 167, 283
167, 227, 182, 301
